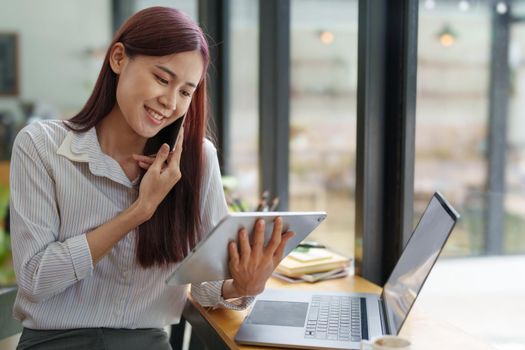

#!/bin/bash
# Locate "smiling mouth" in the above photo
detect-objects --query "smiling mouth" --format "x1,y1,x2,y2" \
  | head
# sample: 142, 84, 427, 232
145, 106, 168, 122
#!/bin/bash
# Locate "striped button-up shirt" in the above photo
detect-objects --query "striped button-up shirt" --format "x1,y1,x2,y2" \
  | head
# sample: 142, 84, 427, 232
10, 120, 252, 330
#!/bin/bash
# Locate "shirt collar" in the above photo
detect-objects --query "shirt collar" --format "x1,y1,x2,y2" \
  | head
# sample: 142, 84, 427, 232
57, 126, 138, 188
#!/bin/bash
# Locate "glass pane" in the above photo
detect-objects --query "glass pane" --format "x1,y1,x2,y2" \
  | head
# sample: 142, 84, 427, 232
416, 1, 525, 348
416, 0, 490, 257
289, 0, 358, 255
227, 0, 259, 210
506, 8, 525, 255
416, 0, 525, 257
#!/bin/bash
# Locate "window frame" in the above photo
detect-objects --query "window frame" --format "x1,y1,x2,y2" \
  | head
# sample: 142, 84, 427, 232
355, 0, 418, 284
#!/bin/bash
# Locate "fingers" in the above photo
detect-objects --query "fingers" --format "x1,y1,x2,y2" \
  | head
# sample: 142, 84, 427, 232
150, 143, 170, 172
132, 154, 155, 162
138, 161, 151, 170
228, 240, 240, 267
264, 217, 283, 256
251, 219, 265, 254
132, 154, 154, 170
238, 228, 251, 266
173, 126, 184, 157
274, 231, 295, 260
133, 125, 184, 174
165, 126, 184, 173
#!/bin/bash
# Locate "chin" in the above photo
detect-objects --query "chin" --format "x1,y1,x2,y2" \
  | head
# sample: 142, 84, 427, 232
134, 123, 159, 139
143, 129, 160, 139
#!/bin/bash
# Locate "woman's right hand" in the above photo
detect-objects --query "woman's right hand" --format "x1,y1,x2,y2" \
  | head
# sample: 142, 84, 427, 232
135, 127, 184, 219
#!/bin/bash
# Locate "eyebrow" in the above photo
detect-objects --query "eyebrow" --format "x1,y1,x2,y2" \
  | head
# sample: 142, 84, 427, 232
155, 65, 197, 88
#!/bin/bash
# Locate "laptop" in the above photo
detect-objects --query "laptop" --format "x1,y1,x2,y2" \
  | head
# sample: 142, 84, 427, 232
235, 192, 460, 349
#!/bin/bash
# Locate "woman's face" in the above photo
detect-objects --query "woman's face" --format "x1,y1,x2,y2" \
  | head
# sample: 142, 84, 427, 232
109, 44, 204, 138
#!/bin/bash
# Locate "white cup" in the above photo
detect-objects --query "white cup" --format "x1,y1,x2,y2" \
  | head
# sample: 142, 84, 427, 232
360, 335, 411, 350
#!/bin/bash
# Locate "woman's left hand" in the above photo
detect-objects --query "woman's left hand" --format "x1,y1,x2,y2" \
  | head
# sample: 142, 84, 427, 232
226, 217, 295, 297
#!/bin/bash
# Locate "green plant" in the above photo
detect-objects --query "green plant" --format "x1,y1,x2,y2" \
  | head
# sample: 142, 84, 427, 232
0, 227, 15, 285
0, 185, 15, 286
0, 185, 8, 220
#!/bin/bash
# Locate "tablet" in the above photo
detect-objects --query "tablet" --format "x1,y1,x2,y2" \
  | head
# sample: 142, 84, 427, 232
165, 211, 327, 285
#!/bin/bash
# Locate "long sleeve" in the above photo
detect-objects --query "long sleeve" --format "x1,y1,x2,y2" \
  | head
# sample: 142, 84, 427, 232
12, 120, 218, 329
189, 140, 254, 310
10, 127, 94, 303
191, 280, 255, 310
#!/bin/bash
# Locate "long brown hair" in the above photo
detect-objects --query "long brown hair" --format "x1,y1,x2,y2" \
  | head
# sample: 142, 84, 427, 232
67, 7, 210, 267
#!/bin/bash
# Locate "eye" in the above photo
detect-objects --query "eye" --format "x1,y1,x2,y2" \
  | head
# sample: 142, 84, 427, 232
154, 74, 169, 85
181, 90, 192, 98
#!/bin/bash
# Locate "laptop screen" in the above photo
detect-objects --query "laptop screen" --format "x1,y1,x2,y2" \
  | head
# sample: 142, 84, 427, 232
381, 193, 459, 334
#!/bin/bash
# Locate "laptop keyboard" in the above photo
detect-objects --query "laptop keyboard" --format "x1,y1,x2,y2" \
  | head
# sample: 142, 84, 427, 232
304, 295, 365, 342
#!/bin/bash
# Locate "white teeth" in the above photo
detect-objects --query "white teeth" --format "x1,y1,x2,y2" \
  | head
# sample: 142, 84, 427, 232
147, 107, 164, 121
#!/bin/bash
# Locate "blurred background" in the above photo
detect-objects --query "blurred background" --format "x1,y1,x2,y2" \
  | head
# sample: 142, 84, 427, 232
0, 0, 524, 349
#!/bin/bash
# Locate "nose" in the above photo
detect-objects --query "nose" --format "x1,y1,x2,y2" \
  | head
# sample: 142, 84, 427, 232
158, 93, 176, 112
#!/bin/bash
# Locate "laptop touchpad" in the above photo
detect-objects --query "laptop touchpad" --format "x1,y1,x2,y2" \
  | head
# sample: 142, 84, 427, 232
247, 300, 309, 327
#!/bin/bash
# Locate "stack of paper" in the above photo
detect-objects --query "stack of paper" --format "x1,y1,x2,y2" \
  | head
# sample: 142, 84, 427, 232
275, 247, 351, 281
272, 267, 349, 284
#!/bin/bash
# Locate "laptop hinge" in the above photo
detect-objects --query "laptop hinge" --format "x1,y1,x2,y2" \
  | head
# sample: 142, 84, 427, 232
378, 298, 392, 335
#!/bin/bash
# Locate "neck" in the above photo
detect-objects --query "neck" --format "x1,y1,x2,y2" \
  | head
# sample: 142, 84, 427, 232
96, 105, 147, 160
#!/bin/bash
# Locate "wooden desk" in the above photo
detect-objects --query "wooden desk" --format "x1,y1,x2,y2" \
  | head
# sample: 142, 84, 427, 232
183, 275, 495, 350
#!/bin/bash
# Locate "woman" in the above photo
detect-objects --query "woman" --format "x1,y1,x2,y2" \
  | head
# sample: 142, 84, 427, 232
10, 7, 293, 349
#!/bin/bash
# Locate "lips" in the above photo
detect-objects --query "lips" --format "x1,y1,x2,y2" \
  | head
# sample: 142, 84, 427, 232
145, 106, 168, 124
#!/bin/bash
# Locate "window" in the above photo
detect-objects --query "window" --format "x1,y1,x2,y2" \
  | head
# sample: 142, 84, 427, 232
415, 1, 525, 347
289, 0, 358, 253
228, 0, 260, 209
416, 0, 525, 257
